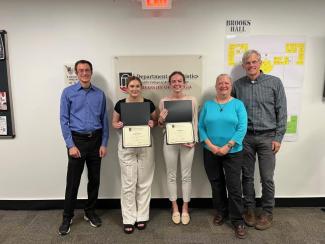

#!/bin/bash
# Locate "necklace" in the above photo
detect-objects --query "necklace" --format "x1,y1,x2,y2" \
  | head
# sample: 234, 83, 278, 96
215, 96, 231, 112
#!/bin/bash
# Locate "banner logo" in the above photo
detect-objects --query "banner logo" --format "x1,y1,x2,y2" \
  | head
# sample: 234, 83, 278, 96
119, 72, 132, 93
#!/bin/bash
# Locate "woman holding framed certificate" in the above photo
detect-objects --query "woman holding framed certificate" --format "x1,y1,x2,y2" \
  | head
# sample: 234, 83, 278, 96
198, 74, 248, 239
158, 71, 198, 225
112, 76, 157, 234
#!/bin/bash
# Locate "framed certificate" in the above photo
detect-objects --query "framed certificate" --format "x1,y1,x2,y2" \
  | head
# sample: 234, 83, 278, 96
166, 122, 194, 145
122, 125, 151, 148
120, 102, 151, 148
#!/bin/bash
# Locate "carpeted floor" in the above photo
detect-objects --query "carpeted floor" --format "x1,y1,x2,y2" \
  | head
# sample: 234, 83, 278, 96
0, 208, 324, 243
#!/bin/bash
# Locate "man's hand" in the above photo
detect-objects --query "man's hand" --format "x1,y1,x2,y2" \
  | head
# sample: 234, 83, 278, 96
99, 146, 107, 158
69, 146, 81, 158
272, 141, 281, 154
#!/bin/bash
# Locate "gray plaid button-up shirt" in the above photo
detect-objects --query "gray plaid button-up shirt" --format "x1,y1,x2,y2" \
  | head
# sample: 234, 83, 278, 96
232, 71, 287, 142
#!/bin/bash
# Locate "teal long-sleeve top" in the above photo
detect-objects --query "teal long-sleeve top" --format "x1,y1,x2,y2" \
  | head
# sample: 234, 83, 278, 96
198, 98, 247, 153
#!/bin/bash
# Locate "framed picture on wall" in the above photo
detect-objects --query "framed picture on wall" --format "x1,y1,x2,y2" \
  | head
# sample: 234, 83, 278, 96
0, 30, 15, 138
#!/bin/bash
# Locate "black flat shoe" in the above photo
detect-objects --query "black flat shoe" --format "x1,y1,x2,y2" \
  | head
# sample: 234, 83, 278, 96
135, 221, 147, 230
123, 224, 135, 234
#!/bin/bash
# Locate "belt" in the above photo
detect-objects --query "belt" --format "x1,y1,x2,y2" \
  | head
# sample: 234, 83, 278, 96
71, 129, 102, 138
247, 129, 275, 135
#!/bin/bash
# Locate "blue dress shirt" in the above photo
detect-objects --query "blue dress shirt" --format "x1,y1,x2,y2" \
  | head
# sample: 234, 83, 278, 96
60, 82, 109, 148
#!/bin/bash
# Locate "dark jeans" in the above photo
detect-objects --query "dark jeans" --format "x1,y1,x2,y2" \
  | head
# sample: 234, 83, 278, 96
242, 132, 276, 214
203, 148, 244, 226
63, 133, 102, 219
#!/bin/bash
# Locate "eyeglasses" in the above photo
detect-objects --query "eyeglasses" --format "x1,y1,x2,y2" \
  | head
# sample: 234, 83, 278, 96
77, 69, 91, 74
244, 60, 260, 65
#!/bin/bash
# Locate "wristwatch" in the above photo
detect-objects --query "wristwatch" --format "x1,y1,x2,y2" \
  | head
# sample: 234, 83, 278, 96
226, 143, 234, 149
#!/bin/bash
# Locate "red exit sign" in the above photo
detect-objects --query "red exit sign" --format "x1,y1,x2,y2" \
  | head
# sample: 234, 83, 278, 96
142, 0, 172, 9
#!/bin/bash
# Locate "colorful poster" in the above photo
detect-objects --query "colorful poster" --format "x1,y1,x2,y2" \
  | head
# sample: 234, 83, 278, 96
225, 36, 305, 141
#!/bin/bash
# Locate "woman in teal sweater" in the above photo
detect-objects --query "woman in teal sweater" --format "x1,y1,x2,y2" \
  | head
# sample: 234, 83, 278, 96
198, 74, 248, 239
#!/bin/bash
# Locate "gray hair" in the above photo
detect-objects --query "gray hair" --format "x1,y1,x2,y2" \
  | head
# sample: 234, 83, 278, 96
216, 73, 232, 83
242, 49, 261, 64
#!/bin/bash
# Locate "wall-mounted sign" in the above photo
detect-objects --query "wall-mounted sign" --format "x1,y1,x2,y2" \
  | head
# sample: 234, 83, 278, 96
142, 0, 172, 9
114, 55, 202, 105
64, 64, 78, 86
226, 19, 252, 34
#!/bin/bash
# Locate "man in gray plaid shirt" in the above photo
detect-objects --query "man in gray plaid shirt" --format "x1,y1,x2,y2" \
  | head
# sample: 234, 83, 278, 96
232, 50, 287, 230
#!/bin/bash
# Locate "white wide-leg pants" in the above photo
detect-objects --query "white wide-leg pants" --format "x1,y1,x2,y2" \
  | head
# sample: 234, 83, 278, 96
118, 137, 155, 225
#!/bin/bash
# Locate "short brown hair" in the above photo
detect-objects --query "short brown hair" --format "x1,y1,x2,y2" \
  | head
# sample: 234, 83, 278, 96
74, 60, 93, 73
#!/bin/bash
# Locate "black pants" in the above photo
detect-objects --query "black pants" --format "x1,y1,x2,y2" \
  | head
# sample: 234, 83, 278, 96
203, 148, 244, 226
63, 133, 102, 219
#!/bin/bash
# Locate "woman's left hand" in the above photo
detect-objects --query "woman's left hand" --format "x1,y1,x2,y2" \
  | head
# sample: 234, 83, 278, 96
216, 145, 230, 156
148, 120, 154, 128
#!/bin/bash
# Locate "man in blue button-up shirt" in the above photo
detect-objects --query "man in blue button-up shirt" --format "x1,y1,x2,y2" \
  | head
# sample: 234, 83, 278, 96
59, 60, 109, 235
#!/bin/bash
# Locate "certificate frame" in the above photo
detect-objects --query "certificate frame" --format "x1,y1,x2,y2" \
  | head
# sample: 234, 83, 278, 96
166, 122, 194, 145
164, 100, 192, 123
122, 125, 151, 148
121, 102, 150, 125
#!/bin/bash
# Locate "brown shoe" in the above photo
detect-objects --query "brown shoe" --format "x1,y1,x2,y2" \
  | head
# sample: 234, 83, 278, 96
234, 224, 247, 239
243, 208, 256, 227
213, 214, 226, 226
255, 213, 273, 230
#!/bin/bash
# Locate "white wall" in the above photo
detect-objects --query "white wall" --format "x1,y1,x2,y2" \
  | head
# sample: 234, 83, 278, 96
0, 0, 324, 200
